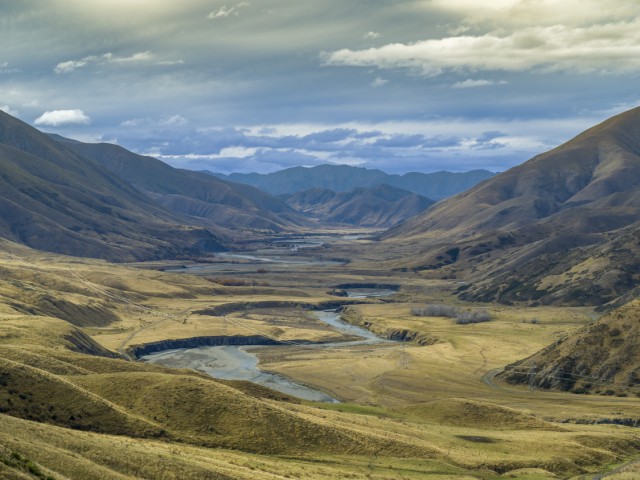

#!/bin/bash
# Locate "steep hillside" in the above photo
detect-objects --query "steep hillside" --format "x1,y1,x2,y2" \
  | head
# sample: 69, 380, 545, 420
381, 107, 640, 306
52, 136, 311, 237
0, 112, 222, 261
498, 299, 640, 396
282, 184, 434, 227
215, 164, 494, 199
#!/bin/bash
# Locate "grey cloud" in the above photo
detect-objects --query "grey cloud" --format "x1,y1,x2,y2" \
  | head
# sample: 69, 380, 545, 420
372, 134, 426, 148
0, 105, 19, 116
370, 77, 388, 87
172, 148, 323, 174
429, 0, 637, 29
476, 131, 507, 143
301, 128, 358, 143
324, 21, 640, 77
2, 1, 637, 176
452, 79, 507, 88
54, 52, 170, 74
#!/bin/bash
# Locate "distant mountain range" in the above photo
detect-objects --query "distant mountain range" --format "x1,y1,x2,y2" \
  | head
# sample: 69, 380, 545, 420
212, 165, 495, 200
47, 135, 496, 236
281, 184, 434, 228
382, 106, 640, 306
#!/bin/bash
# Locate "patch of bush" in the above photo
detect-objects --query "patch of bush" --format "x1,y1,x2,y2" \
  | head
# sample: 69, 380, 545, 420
411, 304, 458, 318
522, 317, 541, 324
1, 451, 55, 480
454, 310, 492, 324
412, 304, 492, 324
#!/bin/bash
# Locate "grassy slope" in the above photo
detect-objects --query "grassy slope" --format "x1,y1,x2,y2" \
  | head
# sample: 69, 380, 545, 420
376, 106, 640, 306
0, 112, 222, 261
54, 137, 312, 237
282, 184, 434, 227
0, 240, 639, 478
499, 299, 640, 395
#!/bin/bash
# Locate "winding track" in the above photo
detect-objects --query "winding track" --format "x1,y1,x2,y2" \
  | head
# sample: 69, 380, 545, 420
481, 369, 640, 479
575, 456, 640, 479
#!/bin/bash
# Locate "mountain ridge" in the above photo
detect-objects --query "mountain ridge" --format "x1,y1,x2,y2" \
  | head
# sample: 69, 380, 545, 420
281, 184, 434, 227
212, 164, 495, 199
380, 106, 640, 306
0, 111, 223, 261
498, 299, 640, 395
51, 136, 312, 238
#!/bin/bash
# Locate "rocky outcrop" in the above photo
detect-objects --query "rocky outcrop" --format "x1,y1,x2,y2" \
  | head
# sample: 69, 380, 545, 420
339, 306, 438, 345
195, 301, 351, 317
384, 329, 439, 346
128, 335, 288, 358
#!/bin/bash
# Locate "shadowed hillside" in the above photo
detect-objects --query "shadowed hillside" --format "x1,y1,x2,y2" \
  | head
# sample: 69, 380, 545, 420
381, 107, 640, 306
0, 112, 222, 261
281, 184, 434, 227
51, 136, 311, 237
499, 299, 640, 396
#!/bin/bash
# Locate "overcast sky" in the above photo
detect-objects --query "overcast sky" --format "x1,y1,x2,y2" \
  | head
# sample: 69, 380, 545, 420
1, 0, 639, 174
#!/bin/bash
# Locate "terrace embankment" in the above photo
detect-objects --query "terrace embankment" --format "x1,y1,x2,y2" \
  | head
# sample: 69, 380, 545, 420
127, 335, 323, 358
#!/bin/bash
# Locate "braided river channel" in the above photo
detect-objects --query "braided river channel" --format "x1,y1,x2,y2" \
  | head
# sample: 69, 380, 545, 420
142, 292, 394, 403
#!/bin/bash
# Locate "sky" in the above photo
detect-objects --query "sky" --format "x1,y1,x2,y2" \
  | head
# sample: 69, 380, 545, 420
1, 0, 639, 175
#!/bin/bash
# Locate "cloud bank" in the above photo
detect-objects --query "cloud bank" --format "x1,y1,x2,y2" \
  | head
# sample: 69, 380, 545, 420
55, 52, 155, 73
1, 0, 638, 176
323, 20, 640, 76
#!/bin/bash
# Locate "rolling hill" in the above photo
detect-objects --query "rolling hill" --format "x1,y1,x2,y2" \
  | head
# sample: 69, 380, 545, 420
0, 111, 222, 261
281, 184, 434, 227
498, 299, 640, 396
214, 164, 495, 199
381, 106, 640, 306
1, 239, 639, 479
51, 136, 311, 237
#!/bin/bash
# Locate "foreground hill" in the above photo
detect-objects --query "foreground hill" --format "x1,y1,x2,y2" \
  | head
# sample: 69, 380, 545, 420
0, 112, 222, 261
1, 240, 639, 479
0, 241, 429, 478
52, 136, 311, 237
281, 184, 434, 227
382, 107, 640, 306
499, 299, 640, 396
214, 164, 494, 199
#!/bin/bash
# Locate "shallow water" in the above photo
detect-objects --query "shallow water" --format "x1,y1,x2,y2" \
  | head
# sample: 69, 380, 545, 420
143, 345, 339, 402
345, 289, 396, 299
312, 310, 380, 340
166, 252, 344, 271
217, 252, 343, 266
142, 309, 390, 402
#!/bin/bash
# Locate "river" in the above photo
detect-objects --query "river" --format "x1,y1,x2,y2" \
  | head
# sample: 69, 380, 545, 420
142, 292, 394, 402
164, 233, 376, 271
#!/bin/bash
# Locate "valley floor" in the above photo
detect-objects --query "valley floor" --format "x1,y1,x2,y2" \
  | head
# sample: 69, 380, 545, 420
1, 233, 639, 479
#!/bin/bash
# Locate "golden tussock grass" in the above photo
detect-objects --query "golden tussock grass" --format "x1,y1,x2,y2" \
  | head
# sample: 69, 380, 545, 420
1, 239, 640, 478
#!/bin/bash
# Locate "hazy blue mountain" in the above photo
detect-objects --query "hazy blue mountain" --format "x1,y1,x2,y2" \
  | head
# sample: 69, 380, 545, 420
211, 165, 495, 199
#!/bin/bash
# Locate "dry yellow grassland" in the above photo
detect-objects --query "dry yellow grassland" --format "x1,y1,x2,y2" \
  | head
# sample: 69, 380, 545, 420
1, 239, 640, 479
